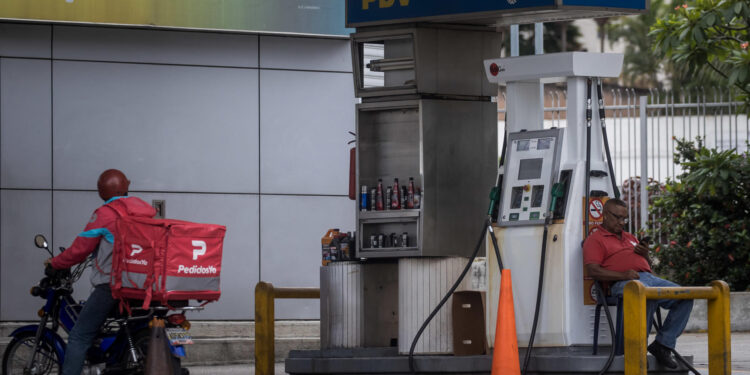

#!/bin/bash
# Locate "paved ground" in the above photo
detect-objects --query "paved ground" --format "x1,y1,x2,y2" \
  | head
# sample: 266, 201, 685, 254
186, 332, 750, 374
675, 332, 750, 372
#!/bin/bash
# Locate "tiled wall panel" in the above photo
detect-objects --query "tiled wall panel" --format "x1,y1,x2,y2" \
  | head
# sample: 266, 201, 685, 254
52, 61, 259, 194
0, 23, 51, 58
1, 58, 52, 189
260, 70, 355, 195
260, 36, 350, 72
54, 26, 258, 67
260, 195, 355, 319
1, 190, 52, 320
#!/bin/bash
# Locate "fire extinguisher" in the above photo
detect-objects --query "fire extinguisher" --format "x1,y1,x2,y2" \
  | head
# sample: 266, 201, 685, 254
348, 131, 356, 201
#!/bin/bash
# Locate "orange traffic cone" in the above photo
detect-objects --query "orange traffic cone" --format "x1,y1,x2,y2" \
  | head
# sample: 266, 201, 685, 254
491, 269, 521, 375
144, 317, 175, 375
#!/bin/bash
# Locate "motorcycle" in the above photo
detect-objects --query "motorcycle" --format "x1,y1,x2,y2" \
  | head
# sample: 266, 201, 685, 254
2, 234, 200, 375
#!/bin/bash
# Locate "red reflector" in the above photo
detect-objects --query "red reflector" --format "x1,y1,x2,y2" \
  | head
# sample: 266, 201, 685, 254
489, 63, 500, 76
167, 314, 186, 325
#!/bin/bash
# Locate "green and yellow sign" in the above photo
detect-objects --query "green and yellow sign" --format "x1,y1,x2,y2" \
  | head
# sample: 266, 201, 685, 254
0, 0, 352, 36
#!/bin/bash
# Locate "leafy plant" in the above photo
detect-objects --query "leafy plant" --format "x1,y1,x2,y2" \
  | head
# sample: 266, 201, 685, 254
649, 138, 750, 290
608, 0, 726, 89
650, 0, 750, 110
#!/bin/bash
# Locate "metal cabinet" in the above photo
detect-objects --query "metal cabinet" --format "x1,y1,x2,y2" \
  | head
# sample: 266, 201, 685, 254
356, 99, 497, 258
351, 26, 500, 98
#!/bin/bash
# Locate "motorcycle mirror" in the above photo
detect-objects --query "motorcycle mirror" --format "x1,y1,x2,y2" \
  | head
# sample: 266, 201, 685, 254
34, 234, 48, 250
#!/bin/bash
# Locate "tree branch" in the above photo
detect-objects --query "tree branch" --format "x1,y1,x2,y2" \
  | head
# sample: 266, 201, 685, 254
705, 60, 730, 79
714, 24, 750, 31
706, 60, 750, 96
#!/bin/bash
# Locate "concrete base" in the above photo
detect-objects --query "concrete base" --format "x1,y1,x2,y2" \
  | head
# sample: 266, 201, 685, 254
285, 346, 693, 375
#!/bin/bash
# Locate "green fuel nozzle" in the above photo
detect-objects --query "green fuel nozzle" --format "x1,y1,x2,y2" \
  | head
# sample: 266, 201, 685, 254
488, 186, 501, 218
548, 182, 565, 217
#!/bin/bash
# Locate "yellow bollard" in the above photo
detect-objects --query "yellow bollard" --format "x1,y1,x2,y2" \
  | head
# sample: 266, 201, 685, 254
255, 281, 275, 375
254, 282, 320, 375
707, 280, 731, 374
624, 280, 648, 375
623, 280, 732, 375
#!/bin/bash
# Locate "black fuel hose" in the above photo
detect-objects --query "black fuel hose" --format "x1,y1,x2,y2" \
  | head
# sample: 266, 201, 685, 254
593, 282, 617, 375
520, 217, 549, 375
410, 127, 506, 373
596, 78, 620, 199
672, 349, 702, 375
593, 77, 628, 375
585, 78, 593, 239
408, 217, 503, 374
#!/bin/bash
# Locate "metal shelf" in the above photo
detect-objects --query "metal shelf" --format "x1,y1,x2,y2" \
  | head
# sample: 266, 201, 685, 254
359, 210, 420, 221
361, 246, 418, 252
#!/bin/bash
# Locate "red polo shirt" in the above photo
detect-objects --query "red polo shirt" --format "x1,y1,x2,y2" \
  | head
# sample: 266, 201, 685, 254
583, 227, 651, 273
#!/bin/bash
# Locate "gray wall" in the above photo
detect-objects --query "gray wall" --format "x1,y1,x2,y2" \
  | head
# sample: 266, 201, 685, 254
0, 22, 356, 320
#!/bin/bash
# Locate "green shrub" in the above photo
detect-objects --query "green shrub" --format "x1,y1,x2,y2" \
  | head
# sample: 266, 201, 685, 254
649, 138, 750, 291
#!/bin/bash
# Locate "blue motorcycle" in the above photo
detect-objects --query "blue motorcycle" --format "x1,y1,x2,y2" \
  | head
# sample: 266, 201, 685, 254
1, 234, 199, 375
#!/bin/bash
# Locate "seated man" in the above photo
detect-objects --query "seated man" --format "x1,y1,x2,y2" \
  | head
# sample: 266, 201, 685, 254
583, 198, 693, 369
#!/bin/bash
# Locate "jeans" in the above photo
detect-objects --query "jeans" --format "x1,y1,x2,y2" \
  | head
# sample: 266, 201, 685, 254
611, 272, 693, 349
62, 283, 117, 375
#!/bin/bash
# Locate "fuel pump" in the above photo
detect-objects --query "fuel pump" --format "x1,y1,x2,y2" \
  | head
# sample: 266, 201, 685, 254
482, 53, 701, 375
483, 52, 625, 358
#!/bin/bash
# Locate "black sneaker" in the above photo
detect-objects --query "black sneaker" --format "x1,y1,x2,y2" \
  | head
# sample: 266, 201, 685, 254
648, 341, 678, 369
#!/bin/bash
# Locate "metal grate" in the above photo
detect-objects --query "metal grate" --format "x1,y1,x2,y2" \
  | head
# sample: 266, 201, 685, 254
498, 86, 749, 237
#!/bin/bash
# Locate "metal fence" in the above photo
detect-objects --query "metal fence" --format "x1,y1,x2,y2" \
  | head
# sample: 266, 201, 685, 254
499, 86, 750, 236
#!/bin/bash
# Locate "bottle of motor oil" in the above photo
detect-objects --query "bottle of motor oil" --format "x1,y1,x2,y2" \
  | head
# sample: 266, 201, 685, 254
321, 228, 340, 266
338, 232, 352, 260
407, 177, 415, 209
360, 186, 368, 212
370, 188, 376, 212
376, 179, 384, 211
330, 235, 341, 262
391, 178, 401, 210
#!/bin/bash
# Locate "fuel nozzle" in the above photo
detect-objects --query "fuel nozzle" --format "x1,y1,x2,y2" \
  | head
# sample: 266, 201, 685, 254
549, 182, 565, 218
488, 186, 501, 220
488, 169, 505, 222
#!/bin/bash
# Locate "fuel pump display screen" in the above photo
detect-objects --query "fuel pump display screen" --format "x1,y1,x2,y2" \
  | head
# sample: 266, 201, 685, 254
499, 129, 564, 226
518, 158, 543, 180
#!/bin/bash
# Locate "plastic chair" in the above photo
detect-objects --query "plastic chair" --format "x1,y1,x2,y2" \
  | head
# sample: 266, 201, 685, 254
592, 280, 662, 356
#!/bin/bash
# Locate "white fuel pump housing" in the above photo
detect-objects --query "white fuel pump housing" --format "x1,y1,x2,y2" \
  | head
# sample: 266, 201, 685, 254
483, 52, 625, 347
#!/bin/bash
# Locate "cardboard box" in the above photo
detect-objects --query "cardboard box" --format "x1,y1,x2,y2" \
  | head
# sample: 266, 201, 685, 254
452, 291, 487, 356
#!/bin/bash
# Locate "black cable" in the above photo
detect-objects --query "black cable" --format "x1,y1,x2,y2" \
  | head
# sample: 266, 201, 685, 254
409, 127, 507, 374
584, 77, 618, 375
593, 281, 617, 375
596, 78, 621, 199
487, 225, 503, 271
671, 348, 702, 375
521, 218, 549, 375
408, 218, 498, 373
499, 131, 508, 168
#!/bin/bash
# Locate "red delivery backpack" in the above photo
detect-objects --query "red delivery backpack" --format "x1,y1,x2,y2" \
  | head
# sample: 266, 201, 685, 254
111, 216, 226, 309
